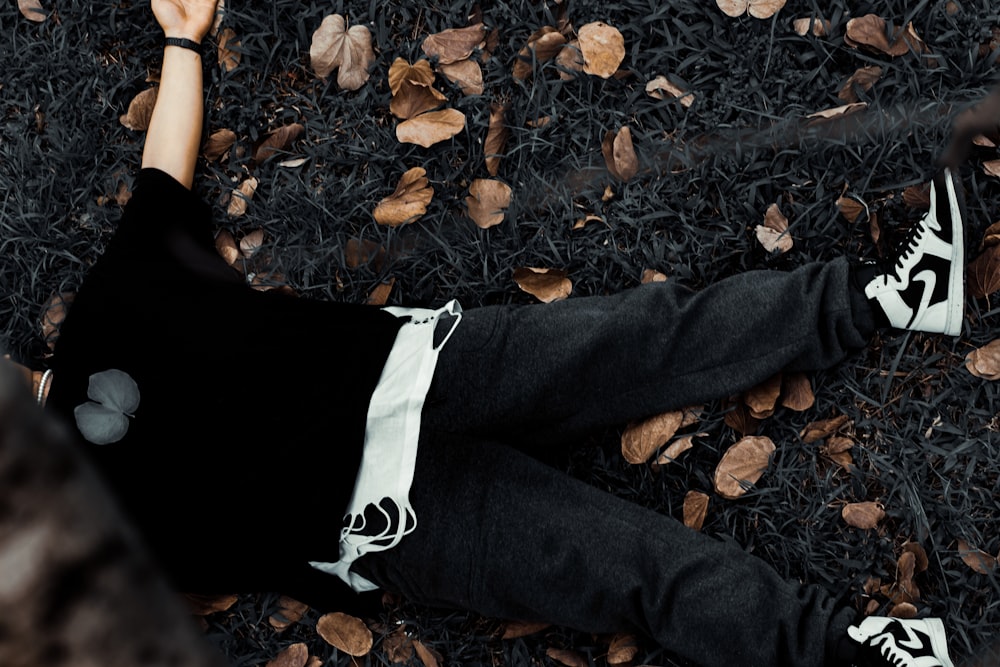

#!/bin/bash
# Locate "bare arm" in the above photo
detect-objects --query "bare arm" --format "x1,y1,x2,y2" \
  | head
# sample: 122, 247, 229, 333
141, 0, 221, 189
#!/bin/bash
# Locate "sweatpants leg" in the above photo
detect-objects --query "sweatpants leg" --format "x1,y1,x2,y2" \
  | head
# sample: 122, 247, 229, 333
424, 257, 874, 443
351, 431, 855, 667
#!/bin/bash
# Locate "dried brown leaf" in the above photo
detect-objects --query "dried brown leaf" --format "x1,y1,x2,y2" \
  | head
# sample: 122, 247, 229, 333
889, 602, 918, 619
512, 27, 567, 80
865, 215, 883, 258
374, 167, 434, 226
578, 22, 625, 78
983, 221, 1000, 247
645, 75, 695, 107
211, 0, 225, 36
218, 28, 241, 72
622, 410, 684, 464
413, 639, 441, 667
310, 14, 375, 90
717, 0, 787, 19
316, 612, 373, 656
968, 244, 1000, 298
837, 195, 867, 223
683, 490, 710, 531
39, 291, 74, 350
800, 414, 850, 443
792, 17, 830, 36
724, 400, 760, 436
239, 229, 265, 258
807, 102, 867, 121
18, 0, 47, 21
396, 108, 466, 148
957, 539, 997, 574
903, 543, 930, 573
780, 372, 815, 411
713, 435, 775, 499
545, 648, 589, 667
438, 59, 484, 95
204, 128, 237, 162
838, 66, 883, 103
902, 183, 931, 209
681, 404, 704, 427
228, 177, 259, 217
184, 593, 239, 616
388, 58, 437, 95
266, 643, 309, 667
389, 59, 448, 120
214, 229, 240, 266
555, 41, 585, 80
756, 203, 792, 253
842, 501, 885, 530
345, 238, 384, 270
845, 15, 925, 56
965, 339, 1000, 380
501, 620, 550, 639
466, 178, 512, 229
821, 435, 854, 456
367, 278, 395, 306
573, 214, 603, 230
653, 433, 704, 470
484, 102, 510, 176
745, 373, 782, 418
255, 123, 305, 163
602, 127, 639, 182
269, 596, 310, 632
421, 24, 487, 65
513, 267, 572, 303
382, 627, 414, 664
119, 87, 158, 131
607, 634, 639, 665
641, 268, 668, 283
896, 551, 918, 595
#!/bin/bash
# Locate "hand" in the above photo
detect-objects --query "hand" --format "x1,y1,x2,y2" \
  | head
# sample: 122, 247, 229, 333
151, 0, 222, 43
940, 85, 1000, 168
2, 355, 36, 395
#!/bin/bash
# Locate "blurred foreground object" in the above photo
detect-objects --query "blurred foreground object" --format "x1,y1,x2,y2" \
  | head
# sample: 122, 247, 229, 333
0, 360, 228, 667
940, 85, 1000, 168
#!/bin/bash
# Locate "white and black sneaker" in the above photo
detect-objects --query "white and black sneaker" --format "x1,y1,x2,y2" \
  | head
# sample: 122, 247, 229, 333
848, 616, 955, 667
862, 168, 966, 336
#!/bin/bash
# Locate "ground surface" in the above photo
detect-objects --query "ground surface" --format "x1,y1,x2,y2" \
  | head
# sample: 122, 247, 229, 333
2, 0, 1000, 665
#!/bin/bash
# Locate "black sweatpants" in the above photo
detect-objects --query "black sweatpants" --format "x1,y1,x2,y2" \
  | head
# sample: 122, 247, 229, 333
353, 257, 876, 667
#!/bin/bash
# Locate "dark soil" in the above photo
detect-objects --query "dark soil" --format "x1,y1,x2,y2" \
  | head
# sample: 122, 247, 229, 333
3, 0, 1000, 665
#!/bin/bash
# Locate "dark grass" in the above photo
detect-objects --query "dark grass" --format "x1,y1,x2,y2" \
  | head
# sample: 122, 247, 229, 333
3, 0, 1000, 665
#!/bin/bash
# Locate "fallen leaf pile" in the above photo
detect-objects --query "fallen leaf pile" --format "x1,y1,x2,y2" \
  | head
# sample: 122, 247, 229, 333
389, 57, 467, 148
860, 544, 930, 618
422, 23, 489, 95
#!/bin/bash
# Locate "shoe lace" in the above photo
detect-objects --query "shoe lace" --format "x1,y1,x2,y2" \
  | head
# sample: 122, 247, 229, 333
872, 634, 908, 667
890, 221, 926, 279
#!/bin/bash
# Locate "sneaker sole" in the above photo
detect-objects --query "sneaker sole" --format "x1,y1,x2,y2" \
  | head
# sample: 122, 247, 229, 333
942, 167, 966, 336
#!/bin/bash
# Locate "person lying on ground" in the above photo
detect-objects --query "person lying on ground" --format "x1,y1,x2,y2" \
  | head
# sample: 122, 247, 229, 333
5, 1, 974, 665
